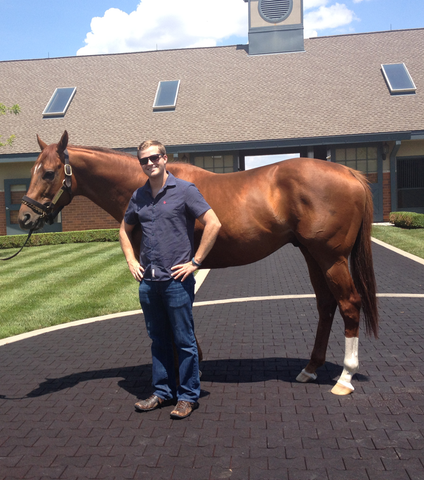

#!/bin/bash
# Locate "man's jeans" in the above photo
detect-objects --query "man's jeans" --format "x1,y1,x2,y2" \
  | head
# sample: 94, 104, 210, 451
139, 275, 200, 403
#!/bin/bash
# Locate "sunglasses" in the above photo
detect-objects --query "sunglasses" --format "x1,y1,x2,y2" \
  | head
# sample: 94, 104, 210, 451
138, 153, 163, 165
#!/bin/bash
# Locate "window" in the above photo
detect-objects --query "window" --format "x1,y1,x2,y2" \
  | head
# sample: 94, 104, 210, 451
194, 154, 235, 173
334, 146, 378, 176
153, 80, 180, 111
43, 87, 76, 117
381, 63, 416, 95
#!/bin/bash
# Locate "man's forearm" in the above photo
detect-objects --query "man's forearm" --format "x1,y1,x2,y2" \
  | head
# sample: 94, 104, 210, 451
119, 221, 144, 281
119, 221, 136, 264
193, 214, 221, 264
171, 210, 221, 281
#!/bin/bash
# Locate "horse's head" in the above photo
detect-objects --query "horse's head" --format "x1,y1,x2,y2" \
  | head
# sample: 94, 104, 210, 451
18, 130, 74, 231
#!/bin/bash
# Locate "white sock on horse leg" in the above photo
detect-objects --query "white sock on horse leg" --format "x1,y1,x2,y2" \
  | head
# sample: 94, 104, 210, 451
337, 336, 359, 390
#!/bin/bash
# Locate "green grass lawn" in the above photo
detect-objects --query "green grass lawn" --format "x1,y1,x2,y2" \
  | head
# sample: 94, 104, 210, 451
0, 242, 140, 339
0, 225, 422, 340
371, 225, 424, 259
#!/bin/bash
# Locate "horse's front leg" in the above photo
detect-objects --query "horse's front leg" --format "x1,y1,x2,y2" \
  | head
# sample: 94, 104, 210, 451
296, 306, 336, 383
296, 247, 337, 383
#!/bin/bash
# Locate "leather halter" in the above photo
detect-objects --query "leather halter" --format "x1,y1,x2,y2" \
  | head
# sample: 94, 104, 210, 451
21, 149, 73, 226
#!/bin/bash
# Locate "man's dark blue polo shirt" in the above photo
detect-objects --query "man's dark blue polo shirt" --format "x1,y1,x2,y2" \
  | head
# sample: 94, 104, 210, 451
124, 172, 211, 281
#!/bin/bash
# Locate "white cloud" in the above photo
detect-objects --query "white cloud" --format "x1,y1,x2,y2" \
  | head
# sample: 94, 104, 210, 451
77, 0, 360, 55
304, 3, 357, 38
77, 0, 248, 55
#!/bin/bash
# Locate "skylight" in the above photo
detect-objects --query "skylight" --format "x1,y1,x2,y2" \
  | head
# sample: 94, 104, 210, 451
43, 87, 76, 117
153, 80, 180, 111
381, 64, 416, 95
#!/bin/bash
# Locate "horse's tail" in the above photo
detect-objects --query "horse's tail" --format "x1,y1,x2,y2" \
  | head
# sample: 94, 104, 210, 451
349, 170, 379, 338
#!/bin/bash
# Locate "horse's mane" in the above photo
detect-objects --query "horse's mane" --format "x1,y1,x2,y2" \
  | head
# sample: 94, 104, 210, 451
69, 144, 136, 160
87, 146, 131, 156
68, 144, 206, 170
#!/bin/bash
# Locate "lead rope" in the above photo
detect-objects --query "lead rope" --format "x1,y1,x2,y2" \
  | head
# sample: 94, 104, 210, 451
0, 229, 34, 261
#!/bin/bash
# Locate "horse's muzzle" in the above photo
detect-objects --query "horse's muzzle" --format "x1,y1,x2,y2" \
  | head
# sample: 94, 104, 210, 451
18, 208, 45, 232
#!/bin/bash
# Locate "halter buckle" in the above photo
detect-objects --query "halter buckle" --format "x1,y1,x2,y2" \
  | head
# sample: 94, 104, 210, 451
64, 164, 72, 176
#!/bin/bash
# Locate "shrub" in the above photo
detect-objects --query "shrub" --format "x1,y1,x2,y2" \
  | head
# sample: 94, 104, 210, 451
0, 229, 119, 250
389, 212, 424, 229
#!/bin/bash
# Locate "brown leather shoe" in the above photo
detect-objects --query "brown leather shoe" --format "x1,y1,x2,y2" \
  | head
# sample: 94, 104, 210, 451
170, 400, 199, 419
134, 395, 175, 412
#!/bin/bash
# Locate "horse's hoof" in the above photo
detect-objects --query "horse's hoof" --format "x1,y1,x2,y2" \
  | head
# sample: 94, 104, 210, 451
296, 369, 317, 383
331, 381, 354, 395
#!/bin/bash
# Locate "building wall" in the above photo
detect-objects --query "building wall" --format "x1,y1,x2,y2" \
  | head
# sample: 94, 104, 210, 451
0, 163, 33, 185
61, 196, 119, 232
398, 139, 424, 156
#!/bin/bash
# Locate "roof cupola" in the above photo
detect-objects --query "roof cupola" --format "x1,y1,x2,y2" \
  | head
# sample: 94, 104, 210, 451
243, 0, 304, 55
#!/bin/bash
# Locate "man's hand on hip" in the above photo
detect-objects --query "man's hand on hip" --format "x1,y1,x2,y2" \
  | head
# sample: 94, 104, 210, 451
128, 259, 144, 282
171, 262, 197, 282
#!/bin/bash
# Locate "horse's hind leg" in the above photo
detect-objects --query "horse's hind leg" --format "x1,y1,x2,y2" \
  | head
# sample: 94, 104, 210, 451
325, 258, 362, 395
296, 246, 338, 383
298, 247, 362, 395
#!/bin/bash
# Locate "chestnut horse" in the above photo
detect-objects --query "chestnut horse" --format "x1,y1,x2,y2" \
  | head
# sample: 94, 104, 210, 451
18, 131, 378, 395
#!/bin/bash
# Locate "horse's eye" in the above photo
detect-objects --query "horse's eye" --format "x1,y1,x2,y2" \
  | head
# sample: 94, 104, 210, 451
43, 170, 55, 181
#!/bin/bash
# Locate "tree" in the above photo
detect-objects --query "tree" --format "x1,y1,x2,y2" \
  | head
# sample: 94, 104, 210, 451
0, 103, 21, 147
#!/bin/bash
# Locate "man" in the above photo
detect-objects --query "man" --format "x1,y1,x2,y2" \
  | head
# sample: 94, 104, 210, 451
119, 140, 221, 420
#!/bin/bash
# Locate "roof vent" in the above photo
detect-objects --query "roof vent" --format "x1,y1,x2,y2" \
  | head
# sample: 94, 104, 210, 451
259, 0, 293, 23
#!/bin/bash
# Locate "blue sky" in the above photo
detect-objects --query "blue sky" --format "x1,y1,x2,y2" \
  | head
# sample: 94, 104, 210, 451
1, 0, 423, 62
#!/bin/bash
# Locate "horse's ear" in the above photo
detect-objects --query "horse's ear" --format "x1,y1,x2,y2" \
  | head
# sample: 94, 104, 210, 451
37, 134, 47, 151
56, 130, 69, 156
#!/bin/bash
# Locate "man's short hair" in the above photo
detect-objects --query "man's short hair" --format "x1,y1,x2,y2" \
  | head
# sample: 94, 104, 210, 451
137, 140, 166, 159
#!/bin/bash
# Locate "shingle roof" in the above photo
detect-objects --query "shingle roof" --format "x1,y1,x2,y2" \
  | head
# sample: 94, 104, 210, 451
1, 28, 423, 155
